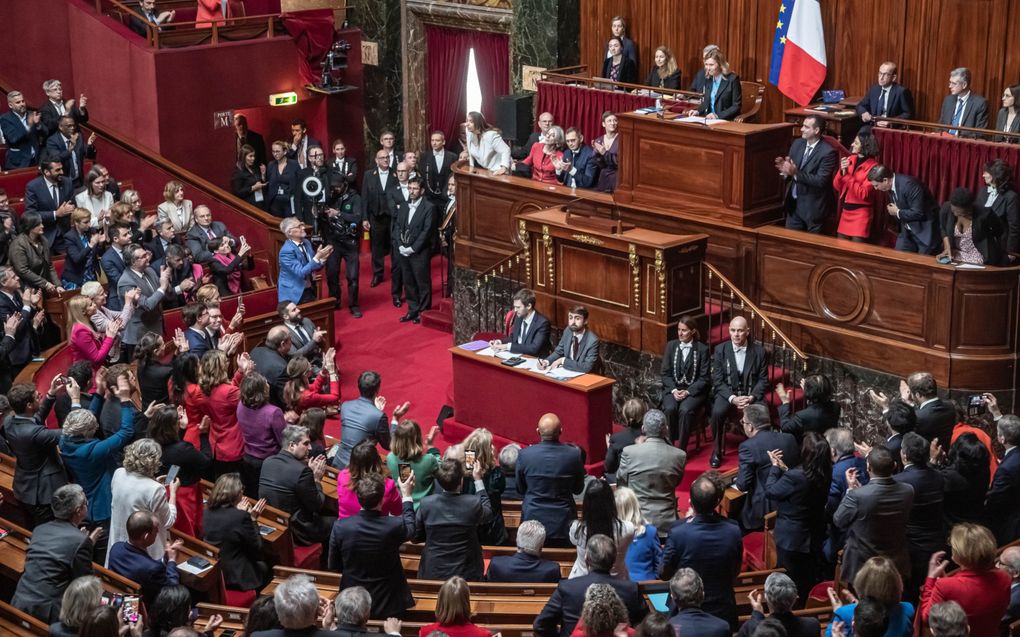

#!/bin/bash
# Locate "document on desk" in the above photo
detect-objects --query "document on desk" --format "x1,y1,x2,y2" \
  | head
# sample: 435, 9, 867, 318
474, 347, 497, 356
459, 340, 491, 352
530, 366, 584, 380
676, 116, 729, 126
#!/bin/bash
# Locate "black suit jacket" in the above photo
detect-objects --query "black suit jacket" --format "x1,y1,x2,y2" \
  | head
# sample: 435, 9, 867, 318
0, 111, 40, 169
737, 610, 820, 637
258, 451, 327, 545
5, 407, 67, 508
328, 505, 416, 619
784, 137, 838, 225
659, 514, 743, 626
186, 220, 235, 264
938, 93, 990, 137
40, 101, 89, 140
939, 200, 1005, 265
534, 570, 648, 637
976, 187, 1020, 254
891, 174, 940, 255
856, 83, 915, 121
237, 130, 267, 168
660, 339, 711, 397
486, 551, 562, 583
250, 345, 289, 407
61, 229, 98, 286
994, 108, 1020, 143
985, 448, 1020, 545
516, 441, 585, 541
362, 168, 398, 219
507, 311, 551, 357
765, 466, 827, 554
778, 400, 841, 442
393, 199, 434, 255
711, 341, 769, 402
24, 176, 74, 250
697, 73, 743, 120
914, 398, 956, 448
892, 464, 945, 554
10, 520, 94, 623
423, 149, 457, 204
601, 56, 638, 85
736, 430, 801, 530
415, 490, 492, 580
203, 505, 264, 591
330, 157, 359, 191
0, 290, 37, 366
45, 132, 95, 187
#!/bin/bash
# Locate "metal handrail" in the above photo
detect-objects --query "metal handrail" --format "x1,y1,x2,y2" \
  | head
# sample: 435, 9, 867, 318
540, 65, 703, 101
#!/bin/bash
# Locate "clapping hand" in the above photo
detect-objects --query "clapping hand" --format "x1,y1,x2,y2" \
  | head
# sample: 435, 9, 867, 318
748, 589, 766, 614
775, 382, 790, 404
144, 401, 165, 420
393, 401, 411, 419
767, 449, 787, 471
868, 388, 889, 411
927, 550, 950, 579
4, 312, 21, 338
845, 467, 861, 491
105, 318, 123, 338
929, 439, 944, 465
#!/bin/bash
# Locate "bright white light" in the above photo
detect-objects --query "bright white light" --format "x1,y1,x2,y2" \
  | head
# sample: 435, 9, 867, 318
466, 47, 482, 113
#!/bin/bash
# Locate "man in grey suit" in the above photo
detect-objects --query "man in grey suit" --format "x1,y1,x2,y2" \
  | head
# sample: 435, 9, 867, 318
278, 301, 326, 367
185, 204, 236, 264
832, 445, 915, 584
12, 484, 100, 623
4, 381, 68, 526
117, 244, 170, 361
938, 67, 989, 138
616, 409, 687, 536
539, 305, 600, 374
334, 370, 408, 469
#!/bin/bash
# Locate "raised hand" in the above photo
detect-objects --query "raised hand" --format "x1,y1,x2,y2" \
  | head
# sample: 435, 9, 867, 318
105, 318, 122, 338
4, 312, 21, 337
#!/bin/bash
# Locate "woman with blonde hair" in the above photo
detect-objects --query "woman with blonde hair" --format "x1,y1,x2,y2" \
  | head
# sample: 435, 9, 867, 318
61, 207, 101, 290
194, 283, 221, 304
50, 575, 104, 636
68, 294, 122, 372
462, 427, 507, 544
686, 48, 742, 121
614, 486, 661, 581
385, 419, 440, 508
418, 576, 491, 637
282, 351, 339, 414
157, 179, 193, 233
826, 555, 914, 636
107, 438, 180, 565
198, 350, 253, 477
81, 280, 138, 365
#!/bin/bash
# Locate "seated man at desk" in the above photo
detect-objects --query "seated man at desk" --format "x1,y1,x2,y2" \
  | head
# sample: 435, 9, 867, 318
538, 305, 600, 374
857, 62, 915, 127
708, 316, 769, 468
489, 287, 551, 357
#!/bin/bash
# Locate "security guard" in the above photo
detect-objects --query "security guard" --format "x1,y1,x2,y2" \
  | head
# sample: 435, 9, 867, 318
319, 175, 365, 317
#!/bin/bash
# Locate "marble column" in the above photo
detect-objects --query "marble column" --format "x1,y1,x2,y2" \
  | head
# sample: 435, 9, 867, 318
353, 0, 403, 165
510, 0, 579, 91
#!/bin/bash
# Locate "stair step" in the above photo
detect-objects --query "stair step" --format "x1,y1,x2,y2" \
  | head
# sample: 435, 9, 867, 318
704, 300, 728, 319
420, 309, 453, 333
436, 297, 454, 314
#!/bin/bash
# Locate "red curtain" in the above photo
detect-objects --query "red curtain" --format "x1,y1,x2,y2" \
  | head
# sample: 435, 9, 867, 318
281, 9, 336, 85
535, 81, 657, 143
874, 129, 1020, 204
426, 25, 509, 146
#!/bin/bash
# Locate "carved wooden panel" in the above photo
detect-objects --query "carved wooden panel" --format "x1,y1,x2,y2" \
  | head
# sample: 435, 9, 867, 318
558, 244, 633, 309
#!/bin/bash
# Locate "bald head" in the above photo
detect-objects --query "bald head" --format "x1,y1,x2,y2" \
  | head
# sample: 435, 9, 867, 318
538, 413, 561, 441
729, 316, 749, 347
1001, 546, 1020, 579
266, 325, 292, 354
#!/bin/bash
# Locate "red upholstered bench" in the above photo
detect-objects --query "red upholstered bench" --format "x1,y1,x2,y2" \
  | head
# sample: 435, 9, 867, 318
292, 543, 322, 570
0, 168, 38, 200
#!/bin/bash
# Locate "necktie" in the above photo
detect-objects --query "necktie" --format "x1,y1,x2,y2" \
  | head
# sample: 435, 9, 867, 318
571, 335, 580, 359
951, 97, 964, 134
800, 144, 813, 168
50, 184, 58, 205
295, 325, 309, 345
206, 227, 215, 240
879, 88, 889, 116
67, 139, 78, 179
82, 235, 95, 281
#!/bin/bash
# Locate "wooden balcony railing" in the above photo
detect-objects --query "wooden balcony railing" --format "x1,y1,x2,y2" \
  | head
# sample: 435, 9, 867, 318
876, 116, 1020, 142
541, 65, 703, 101
95, 0, 286, 48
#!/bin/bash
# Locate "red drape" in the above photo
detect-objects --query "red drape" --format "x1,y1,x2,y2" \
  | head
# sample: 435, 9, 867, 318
535, 81, 657, 144
874, 129, 1020, 204
425, 25, 509, 146
281, 9, 336, 86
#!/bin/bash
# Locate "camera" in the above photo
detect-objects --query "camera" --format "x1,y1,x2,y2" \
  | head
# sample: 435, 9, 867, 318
968, 394, 986, 416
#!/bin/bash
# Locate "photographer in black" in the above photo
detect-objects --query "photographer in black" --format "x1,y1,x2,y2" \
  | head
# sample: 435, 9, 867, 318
298, 145, 330, 230
319, 174, 365, 318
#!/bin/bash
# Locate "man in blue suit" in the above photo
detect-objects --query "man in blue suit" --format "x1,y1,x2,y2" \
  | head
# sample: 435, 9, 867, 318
24, 154, 75, 251
100, 225, 133, 312
45, 116, 95, 188
660, 473, 743, 629
183, 303, 213, 358
556, 128, 598, 189
1000, 546, 1020, 631
868, 165, 939, 255
735, 404, 800, 532
516, 413, 585, 547
986, 415, 1020, 545
489, 287, 551, 358
823, 427, 869, 564
486, 519, 561, 583
0, 91, 41, 169
278, 217, 332, 304
668, 568, 731, 637
857, 62, 915, 127
107, 511, 181, 608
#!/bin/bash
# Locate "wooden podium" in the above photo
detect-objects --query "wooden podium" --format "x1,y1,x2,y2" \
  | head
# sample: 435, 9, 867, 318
614, 112, 794, 227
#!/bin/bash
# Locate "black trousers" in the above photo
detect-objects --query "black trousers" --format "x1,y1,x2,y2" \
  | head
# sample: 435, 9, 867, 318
785, 205, 825, 233
400, 251, 431, 317
709, 395, 740, 454
241, 455, 264, 499
369, 214, 393, 279
325, 239, 360, 307
776, 547, 818, 606
661, 390, 708, 450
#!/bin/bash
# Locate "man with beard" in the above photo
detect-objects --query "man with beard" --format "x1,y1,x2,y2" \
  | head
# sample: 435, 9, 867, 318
538, 306, 600, 373
297, 146, 330, 230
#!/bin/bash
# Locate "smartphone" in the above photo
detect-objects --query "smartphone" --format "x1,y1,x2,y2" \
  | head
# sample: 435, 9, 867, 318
0, 527, 10, 540
398, 463, 412, 481
101, 593, 123, 609
259, 524, 275, 536
121, 595, 140, 623
464, 450, 476, 471
166, 464, 181, 485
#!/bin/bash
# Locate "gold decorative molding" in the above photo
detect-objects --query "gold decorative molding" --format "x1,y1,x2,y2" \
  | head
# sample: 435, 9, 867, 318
518, 220, 531, 282
570, 233, 604, 246
628, 244, 640, 309
655, 249, 666, 314
542, 225, 554, 290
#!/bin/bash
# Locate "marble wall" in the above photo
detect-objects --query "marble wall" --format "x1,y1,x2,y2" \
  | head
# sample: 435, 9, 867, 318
510, 0, 579, 91
353, 0, 404, 162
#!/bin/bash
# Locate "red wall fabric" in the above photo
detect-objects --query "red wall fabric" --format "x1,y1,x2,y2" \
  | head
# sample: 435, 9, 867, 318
535, 81, 656, 145
425, 25, 509, 145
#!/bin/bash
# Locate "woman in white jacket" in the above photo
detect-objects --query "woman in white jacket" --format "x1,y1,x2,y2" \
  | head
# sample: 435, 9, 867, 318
464, 111, 511, 174
106, 438, 179, 566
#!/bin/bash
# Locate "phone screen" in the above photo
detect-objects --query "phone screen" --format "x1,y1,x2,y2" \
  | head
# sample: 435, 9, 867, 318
465, 450, 476, 470
398, 464, 412, 481
166, 464, 181, 485
122, 595, 139, 623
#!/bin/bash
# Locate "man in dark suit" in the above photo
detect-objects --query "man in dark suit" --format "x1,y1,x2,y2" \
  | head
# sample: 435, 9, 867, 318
3, 381, 67, 527
185, 205, 236, 265
667, 568, 731, 637
183, 303, 213, 358
534, 534, 648, 637
24, 154, 75, 251
379, 130, 401, 171
11, 485, 98, 623
260, 425, 336, 550
1000, 546, 1020, 632
145, 219, 178, 269
986, 415, 1020, 545
735, 404, 801, 532
660, 473, 743, 629
857, 62, 915, 127
415, 458, 492, 580
45, 116, 95, 188
107, 511, 181, 608
486, 519, 562, 583
0, 270, 41, 385
287, 118, 321, 170
893, 432, 945, 604
330, 139, 359, 192
258, 573, 340, 637
118, 245, 171, 360
517, 414, 586, 547
39, 80, 89, 139
938, 67, 989, 137
0, 91, 41, 169
489, 287, 552, 357
250, 326, 294, 408
557, 128, 598, 189
156, 244, 196, 311
129, 0, 174, 37
868, 164, 940, 255
660, 317, 711, 449
234, 114, 266, 169
708, 315, 769, 468
898, 372, 955, 448
776, 115, 838, 233
833, 445, 915, 585
328, 472, 416, 619
363, 150, 399, 291
423, 131, 457, 209
540, 305, 600, 374
737, 572, 820, 637
393, 178, 434, 324
279, 301, 325, 366
823, 427, 869, 564
777, 375, 842, 443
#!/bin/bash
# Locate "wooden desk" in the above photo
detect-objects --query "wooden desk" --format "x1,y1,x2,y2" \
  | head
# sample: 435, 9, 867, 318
785, 101, 862, 148
450, 347, 614, 461
0, 601, 47, 636
199, 479, 293, 566
169, 529, 222, 600
615, 113, 793, 227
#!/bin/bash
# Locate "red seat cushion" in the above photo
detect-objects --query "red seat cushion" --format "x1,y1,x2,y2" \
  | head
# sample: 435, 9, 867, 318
223, 588, 257, 607
292, 543, 322, 569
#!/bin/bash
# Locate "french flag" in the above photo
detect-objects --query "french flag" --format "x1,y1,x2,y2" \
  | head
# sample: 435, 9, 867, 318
768, 0, 827, 106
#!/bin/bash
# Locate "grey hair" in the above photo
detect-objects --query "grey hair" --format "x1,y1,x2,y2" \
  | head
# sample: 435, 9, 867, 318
641, 409, 668, 439
0, 266, 15, 284
59, 576, 103, 629
949, 67, 972, 86
51, 484, 86, 520
825, 427, 855, 457
669, 568, 704, 609
443, 443, 464, 462
80, 281, 104, 298
62, 409, 99, 439
124, 243, 146, 266
6, 91, 22, 102
273, 574, 321, 628
122, 438, 162, 478
280, 217, 302, 234
998, 415, 1020, 446
121, 189, 140, 204
544, 125, 566, 149
515, 519, 546, 556
281, 425, 309, 449
763, 572, 798, 613
334, 586, 371, 626
499, 443, 520, 471
42, 80, 61, 92
744, 404, 771, 429
702, 44, 720, 56
928, 600, 969, 637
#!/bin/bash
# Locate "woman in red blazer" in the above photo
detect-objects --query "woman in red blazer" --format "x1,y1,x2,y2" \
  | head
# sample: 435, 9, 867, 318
519, 126, 565, 185
282, 349, 340, 415
196, 0, 228, 28
197, 350, 253, 476
832, 132, 880, 242
920, 523, 1011, 636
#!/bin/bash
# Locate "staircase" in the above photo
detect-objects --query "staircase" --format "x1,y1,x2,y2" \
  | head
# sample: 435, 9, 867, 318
421, 297, 454, 334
